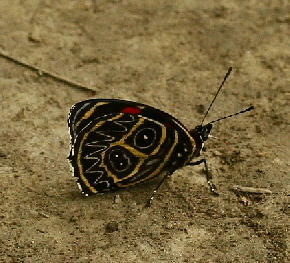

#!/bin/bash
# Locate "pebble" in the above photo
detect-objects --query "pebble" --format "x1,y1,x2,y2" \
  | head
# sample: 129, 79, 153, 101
105, 221, 119, 233
114, 194, 122, 204
28, 26, 42, 42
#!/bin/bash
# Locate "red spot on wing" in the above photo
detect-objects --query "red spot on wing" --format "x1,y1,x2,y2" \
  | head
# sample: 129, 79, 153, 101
121, 106, 142, 114
164, 122, 174, 129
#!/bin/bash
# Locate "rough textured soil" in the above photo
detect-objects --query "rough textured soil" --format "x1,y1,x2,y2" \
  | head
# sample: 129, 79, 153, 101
0, 1, 289, 262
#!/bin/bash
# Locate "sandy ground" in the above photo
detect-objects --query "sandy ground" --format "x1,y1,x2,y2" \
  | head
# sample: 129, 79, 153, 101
0, 1, 289, 262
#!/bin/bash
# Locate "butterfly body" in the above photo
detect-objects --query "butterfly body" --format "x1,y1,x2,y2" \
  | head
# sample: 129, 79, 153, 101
68, 99, 203, 195
67, 68, 254, 203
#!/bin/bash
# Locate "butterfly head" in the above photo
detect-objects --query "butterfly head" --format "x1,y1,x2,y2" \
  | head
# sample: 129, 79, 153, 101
189, 123, 213, 157
189, 105, 254, 157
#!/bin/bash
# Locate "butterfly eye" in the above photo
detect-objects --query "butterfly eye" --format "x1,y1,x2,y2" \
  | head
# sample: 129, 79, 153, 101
109, 148, 130, 172
134, 127, 156, 149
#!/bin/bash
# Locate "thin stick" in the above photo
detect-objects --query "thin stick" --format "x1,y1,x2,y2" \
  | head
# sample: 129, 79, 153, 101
0, 49, 96, 94
232, 185, 272, 194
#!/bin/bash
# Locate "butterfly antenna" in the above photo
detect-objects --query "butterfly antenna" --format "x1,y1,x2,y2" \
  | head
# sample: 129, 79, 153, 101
201, 67, 233, 125
208, 106, 254, 125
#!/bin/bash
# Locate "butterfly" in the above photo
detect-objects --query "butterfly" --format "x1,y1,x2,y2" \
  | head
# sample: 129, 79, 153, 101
67, 68, 254, 205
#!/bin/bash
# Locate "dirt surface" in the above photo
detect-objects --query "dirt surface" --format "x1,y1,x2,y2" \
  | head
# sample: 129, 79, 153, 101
0, 1, 289, 262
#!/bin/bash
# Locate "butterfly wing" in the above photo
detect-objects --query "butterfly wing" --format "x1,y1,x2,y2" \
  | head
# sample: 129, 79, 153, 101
68, 99, 197, 195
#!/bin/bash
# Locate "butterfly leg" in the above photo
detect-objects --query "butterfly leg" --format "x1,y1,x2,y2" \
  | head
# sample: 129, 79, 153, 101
145, 171, 173, 207
188, 159, 219, 195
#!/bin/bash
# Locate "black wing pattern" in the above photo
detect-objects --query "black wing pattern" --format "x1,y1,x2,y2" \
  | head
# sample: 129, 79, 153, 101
68, 99, 197, 195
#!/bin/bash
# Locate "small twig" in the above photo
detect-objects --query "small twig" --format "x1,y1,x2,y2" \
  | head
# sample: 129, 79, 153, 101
38, 211, 50, 218
232, 185, 272, 194
0, 49, 96, 94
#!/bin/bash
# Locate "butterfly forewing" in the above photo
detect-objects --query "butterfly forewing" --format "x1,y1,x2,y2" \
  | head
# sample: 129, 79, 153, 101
68, 99, 197, 195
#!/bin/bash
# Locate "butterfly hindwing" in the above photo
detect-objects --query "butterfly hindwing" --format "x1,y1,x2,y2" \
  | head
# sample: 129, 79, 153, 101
68, 99, 197, 195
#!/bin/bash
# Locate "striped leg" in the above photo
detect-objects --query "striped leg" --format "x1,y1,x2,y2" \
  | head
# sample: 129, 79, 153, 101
188, 159, 219, 195
145, 171, 173, 207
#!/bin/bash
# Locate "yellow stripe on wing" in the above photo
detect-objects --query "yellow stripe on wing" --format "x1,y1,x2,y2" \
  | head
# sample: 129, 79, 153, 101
101, 117, 167, 183
76, 113, 124, 193
75, 102, 108, 129
116, 129, 178, 188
